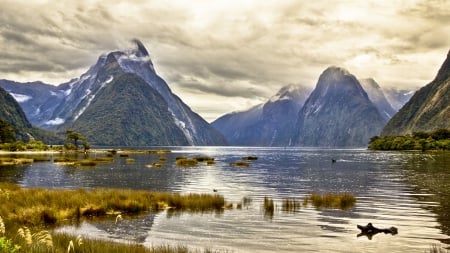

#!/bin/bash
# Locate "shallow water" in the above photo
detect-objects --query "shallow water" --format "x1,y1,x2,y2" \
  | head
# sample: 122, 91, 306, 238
1, 147, 449, 252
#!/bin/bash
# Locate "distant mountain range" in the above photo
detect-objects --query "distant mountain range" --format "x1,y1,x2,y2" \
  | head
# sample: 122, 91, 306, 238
359, 78, 396, 120
2, 40, 447, 147
0, 86, 58, 143
292, 67, 387, 147
0, 40, 226, 146
212, 84, 311, 146
382, 50, 450, 136
213, 66, 415, 147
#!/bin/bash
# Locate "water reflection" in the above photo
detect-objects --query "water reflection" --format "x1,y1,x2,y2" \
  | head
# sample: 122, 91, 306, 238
1, 148, 449, 252
401, 152, 450, 245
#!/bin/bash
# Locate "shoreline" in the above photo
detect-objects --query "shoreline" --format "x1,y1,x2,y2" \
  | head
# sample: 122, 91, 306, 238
0, 149, 110, 155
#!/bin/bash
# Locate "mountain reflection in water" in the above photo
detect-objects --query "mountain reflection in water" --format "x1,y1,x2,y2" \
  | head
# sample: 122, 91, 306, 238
1, 147, 449, 252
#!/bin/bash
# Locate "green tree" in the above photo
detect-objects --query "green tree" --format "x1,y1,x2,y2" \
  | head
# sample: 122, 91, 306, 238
431, 128, 450, 140
64, 130, 89, 151
0, 118, 16, 143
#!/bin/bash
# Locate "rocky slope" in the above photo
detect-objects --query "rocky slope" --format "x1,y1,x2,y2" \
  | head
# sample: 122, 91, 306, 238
0, 86, 57, 143
1, 40, 226, 146
382, 50, 450, 135
359, 78, 396, 120
212, 84, 311, 146
293, 67, 386, 147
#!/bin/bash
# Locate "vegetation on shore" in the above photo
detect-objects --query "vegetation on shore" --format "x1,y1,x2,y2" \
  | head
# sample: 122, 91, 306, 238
0, 183, 226, 252
264, 193, 356, 219
368, 128, 450, 151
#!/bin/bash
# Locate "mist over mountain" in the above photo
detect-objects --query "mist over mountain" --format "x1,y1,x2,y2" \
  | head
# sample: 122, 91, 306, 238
382, 87, 416, 112
359, 78, 396, 120
382, 50, 450, 136
293, 67, 386, 147
212, 84, 311, 146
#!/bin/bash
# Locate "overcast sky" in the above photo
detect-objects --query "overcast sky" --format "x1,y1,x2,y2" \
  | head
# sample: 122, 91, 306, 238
1, 0, 449, 121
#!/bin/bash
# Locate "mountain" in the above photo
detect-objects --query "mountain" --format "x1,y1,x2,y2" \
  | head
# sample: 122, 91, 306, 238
66, 73, 189, 146
0, 86, 58, 143
359, 78, 396, 120
212, 84, 311, 146
1, 40, 226, 146
382, 87, 416, 112
382, 50, 450, 136
293, 66, 387, 147
0, 80, 58, 126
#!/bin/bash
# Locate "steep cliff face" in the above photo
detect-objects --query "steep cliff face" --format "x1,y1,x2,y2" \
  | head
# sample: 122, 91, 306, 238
382, 50, 450, 136
212, 84, 311, 146
66, 73, 190, 146
0, 86, 58, 143
359, 78, 396, 120
293, 67, 386, 147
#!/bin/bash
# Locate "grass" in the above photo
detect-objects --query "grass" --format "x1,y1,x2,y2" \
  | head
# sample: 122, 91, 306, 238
307, 193, 356, 210
281, 198, 301, 213
0, 183, 225, 228
428, 244, 450, 253
2, 231, 228, 253
0, 157, 34, 166
0, 183, 228, 252
176, 158, 199, 167
263, 197, 274, 219
229, 161, 249, 167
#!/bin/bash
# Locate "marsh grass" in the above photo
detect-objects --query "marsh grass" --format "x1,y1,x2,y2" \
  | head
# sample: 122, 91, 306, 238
229, 161, 249, 167
0, 183, 228, 252
263, 197, 274, 218
0, 183, 225, 229
176, 158, 198, 167
281, 198, 301, 212
307, 193, 356, 210
0, 157, 34, 166
428, 244, 450, 253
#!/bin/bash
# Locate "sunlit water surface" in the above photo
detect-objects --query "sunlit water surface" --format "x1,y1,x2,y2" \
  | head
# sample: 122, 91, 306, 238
1, 147, 449, 252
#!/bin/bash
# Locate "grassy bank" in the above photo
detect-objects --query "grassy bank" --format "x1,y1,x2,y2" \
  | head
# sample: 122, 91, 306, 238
0, 183, 226, 252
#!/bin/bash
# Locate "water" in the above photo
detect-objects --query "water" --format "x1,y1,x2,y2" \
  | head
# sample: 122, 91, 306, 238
1, 147, 449, 252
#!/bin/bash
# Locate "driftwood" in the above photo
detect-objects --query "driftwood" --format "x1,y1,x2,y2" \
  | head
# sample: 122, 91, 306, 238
357, 223, 398, 240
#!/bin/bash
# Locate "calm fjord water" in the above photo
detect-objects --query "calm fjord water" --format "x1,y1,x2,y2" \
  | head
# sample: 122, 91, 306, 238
1, 147, 449, 252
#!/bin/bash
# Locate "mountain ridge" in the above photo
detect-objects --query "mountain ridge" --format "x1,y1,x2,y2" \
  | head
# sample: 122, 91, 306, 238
1, 40, 226, 146
381, 49, 450, 135
212, 84, 311, 146
293, 66, 386, 147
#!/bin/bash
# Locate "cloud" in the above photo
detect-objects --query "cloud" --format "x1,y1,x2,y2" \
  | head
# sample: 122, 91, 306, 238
0, 0, 449, 120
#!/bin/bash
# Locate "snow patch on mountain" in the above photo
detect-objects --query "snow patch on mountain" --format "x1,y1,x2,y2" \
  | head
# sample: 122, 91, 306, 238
73, 76, 113, 121
9, 93, 32, 102
46, 117, 65, 125
170, 109, 194, 144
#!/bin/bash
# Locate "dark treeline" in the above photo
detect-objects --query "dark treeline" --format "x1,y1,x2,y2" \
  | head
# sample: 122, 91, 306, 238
369, 128, 450, 151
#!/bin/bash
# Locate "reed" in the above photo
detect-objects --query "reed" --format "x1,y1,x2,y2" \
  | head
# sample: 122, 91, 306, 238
51, 233, 229, 253
306, 193, 356, 210
428, 244, 450, 253
0, 183, 225, 228
263, 197, 274, 218
0, 184, 229, 253
0, 157, 34, 165
176, 158, 198, 166
281, 198, 301, 212
229, 161, 249, 167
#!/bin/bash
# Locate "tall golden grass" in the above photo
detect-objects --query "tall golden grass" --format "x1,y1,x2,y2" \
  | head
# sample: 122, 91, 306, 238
0, 183, 225, 228
307, 193, 356, 210
0, 183, 228, 253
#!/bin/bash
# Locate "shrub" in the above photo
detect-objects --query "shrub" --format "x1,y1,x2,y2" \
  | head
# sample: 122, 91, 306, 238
0, 237, 20, 253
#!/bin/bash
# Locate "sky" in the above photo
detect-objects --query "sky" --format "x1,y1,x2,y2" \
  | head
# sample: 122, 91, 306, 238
1, 0, 449, 122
